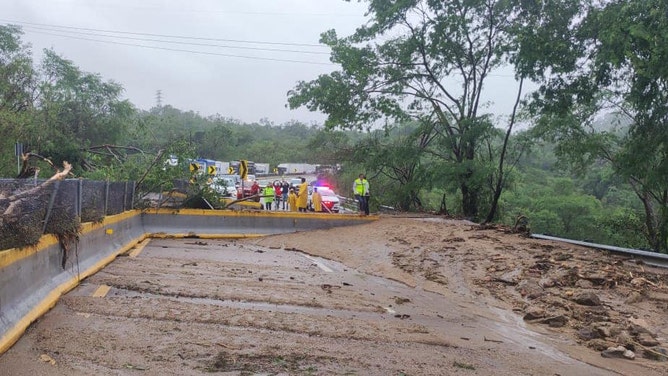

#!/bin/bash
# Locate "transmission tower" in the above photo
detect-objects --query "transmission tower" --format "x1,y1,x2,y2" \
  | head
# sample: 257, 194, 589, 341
155, 90, 163, 108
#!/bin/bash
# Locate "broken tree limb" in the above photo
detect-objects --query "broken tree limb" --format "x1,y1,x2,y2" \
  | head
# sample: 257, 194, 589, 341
16, 152, 58, 179
134, 149, 165, 190
1, 161, 73, 225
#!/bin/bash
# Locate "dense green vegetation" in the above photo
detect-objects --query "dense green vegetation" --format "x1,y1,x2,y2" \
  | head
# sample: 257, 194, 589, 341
1, 0, 667, 253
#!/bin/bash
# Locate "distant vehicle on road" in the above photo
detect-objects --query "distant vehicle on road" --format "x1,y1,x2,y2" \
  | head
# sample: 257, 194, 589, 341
309, 186, 340, 213
210, 176, 238, 198
289, 178, 302, 190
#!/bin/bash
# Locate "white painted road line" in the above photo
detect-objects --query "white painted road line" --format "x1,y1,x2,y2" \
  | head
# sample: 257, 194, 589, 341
303, 254, 333, 273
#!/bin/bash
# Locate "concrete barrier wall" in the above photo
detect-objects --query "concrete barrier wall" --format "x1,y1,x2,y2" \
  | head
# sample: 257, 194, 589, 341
0, 211, 146, 354
0, 209, 376, 354
141, 209, 375, 236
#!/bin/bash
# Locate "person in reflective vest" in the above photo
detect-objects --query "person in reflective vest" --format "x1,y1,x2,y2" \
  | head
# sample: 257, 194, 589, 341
353, 173, 366, 215
263, 184, 275, 210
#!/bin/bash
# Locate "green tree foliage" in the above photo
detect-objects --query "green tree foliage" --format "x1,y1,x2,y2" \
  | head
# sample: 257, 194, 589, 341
288, 0, 530, 220
517, 0, 668, 252
0, 25, 36, 177
35, 50, 136, 171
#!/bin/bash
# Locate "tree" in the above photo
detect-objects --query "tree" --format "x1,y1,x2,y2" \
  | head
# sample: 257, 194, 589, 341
35, 50, 135, 172
0, 25, 37, 177
519, 0, 668, 252
288, 0, 527, 220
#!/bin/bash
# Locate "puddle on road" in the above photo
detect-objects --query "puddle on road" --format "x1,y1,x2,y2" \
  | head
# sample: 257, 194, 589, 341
488, 306, 574, 363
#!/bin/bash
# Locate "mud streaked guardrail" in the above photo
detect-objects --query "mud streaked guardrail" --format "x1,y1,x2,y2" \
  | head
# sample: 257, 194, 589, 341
531, 234, 668, 269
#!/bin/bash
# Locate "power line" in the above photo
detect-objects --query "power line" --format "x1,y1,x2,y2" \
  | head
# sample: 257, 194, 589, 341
26, 2, 365, 17
20, 25, 330, 55
25, 29, 335, 66
0, 19, 328, 48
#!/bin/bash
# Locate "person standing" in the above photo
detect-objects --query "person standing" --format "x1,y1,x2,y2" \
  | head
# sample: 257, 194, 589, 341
250, 181, 260, 202
273, 181, 282, 210
353, 173, 366, 215
287, 188, 298, 211
312, 187, 323, 212
263, 183, 275, 210
281, 180, 290, 209
297, 177, 309, 212
363, 174, 370, 216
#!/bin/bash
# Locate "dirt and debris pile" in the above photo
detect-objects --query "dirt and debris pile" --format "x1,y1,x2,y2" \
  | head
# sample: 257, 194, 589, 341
472, 225, 668, 362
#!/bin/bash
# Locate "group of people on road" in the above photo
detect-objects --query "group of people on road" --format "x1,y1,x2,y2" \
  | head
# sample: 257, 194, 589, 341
251, 173, 371, 215
261, 180, 292, 210
353, 173, 370, 216
256, 178, 309, 212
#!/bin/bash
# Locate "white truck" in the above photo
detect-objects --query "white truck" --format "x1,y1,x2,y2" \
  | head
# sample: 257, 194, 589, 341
254, 163, 270, 175
277, 163, 317, 175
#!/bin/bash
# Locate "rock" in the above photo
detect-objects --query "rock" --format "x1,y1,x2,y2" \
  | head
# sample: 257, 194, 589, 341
523, 306, 545, 320
552, 253, 573, 261
637, 333, 660, 347
623, 350, 636, 360
516, 279, 545, 299
625, 292, 643, 304
594, 323, 621, 339
539, 277, 556, 288
552, 267, 579, 286
527, 314, 568, 327
498, 268, 523, 285
587, 339, 614, 351
575, 279, 594, 289
573, 291, 601, 306
578, 326, 601, 341
628, 317, 651, 333
582, 273, 608, 285
540, 315, 568, 328
601, 346, 627, 358
616, 331, 635, 349
571, 305, 609, 322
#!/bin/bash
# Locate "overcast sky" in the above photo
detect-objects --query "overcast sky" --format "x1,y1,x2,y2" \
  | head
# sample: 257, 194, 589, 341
3, 0, 524, 125
2, 0, 371, 124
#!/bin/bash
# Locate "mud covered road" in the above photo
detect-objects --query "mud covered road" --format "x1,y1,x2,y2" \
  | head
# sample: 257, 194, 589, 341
1, 216, 667, 375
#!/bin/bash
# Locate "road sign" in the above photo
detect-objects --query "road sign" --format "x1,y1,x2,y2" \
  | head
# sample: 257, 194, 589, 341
207, 165, 216, 175
189, 162, 200, 172
228, 167, 234, 174
239, 160, 248, 179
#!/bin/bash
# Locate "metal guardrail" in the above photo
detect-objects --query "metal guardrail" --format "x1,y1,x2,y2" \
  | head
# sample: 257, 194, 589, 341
531, 234, 668, 269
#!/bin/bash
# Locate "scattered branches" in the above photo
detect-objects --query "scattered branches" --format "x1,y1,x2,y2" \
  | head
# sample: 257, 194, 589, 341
1, 161, 72, 225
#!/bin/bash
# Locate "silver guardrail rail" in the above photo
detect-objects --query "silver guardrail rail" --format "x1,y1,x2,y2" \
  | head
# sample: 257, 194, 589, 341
531, 234, 668, 269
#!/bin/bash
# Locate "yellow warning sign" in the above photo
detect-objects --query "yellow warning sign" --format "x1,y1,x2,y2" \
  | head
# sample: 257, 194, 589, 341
239, 160, 248, 179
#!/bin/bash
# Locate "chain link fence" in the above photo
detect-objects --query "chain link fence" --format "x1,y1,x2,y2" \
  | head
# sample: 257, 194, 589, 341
0, 179, 134, 250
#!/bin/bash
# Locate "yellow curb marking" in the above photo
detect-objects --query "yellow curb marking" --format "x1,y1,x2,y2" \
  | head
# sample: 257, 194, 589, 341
128, 238, 151, 258
92, 285, 111, 298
